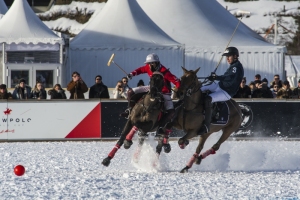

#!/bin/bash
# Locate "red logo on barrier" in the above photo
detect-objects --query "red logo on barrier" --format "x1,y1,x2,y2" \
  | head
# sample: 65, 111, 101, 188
65, 103, 101, 138
4, 108, 12, 115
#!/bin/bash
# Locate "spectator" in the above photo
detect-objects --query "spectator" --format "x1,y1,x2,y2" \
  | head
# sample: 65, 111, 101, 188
113, 80, 127, 99
292, 79, 300, 99
0, 84, 12, 99
233, 77, 251, 98
12, 78, 31, 99
252, 80, 273, 98
137, 79, 145, 87
248, 81, 256, 97
270, 74, 283, 89
89, 75, 110, 99
270, 84, 280, 98
262, 78, 272, 90
67, 71, 88, 99
48, 84, 67, 99
30, 82, 47, 99
276, 80, 293, 99
254, 74, 261, 81
122, 77, 131, 93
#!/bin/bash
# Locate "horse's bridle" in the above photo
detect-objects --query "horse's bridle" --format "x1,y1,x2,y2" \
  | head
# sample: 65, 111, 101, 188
180, 75, 200, 99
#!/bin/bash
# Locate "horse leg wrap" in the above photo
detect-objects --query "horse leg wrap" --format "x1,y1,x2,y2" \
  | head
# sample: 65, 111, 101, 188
108, 144, 121, 158
162, 129, 171, 144
126, 126, 138, 141
200, 148, 216, 159
187, 153, 199, 168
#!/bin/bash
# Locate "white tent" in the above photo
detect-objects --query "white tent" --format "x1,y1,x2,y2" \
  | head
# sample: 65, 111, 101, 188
0, 0, 64, 87
0, 0, 8, 19
137, 0, 286, 84
69, 0, 183, 88
0, 0, 63, 50
285, 55, 300, 88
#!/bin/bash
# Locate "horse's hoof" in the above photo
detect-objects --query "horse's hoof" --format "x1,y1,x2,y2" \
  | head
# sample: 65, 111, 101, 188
124, 139, 133, 149
195, 155, 203, 165
180, 166, 189, 173
163, 144, 171, 153
102, 157, 111, 167
178, 139, 189, 149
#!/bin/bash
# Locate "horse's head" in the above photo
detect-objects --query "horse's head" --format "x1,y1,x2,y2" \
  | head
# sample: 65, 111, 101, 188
177, 67, 202, 100
149, 72, 164, 99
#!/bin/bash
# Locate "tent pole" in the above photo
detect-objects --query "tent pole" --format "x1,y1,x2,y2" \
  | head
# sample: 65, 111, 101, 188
274, 18, 277, 45
2, 43, 5, 85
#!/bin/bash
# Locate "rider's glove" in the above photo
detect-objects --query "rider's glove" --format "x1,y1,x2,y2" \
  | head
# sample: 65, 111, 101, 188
208, 72, 217, 81
127, 73, 133, 80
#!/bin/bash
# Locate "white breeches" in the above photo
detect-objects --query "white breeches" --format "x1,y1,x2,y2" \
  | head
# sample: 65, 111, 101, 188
200, 82, 231, 103
132, 86, 174, 110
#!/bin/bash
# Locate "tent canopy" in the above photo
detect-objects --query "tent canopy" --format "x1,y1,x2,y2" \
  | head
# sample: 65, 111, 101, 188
0, 0, 8, 15
70, 0, 181, 50
0, 0, 63, 45
137, 0, 282, 48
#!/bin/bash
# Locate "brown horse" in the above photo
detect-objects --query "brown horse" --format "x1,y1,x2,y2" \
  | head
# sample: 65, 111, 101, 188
172, 67, 243, 173
102, 72, 166, 167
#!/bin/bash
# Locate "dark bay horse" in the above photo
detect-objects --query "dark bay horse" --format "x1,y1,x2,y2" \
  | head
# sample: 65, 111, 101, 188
172, 67, 243, 173
102, 72, 166, 167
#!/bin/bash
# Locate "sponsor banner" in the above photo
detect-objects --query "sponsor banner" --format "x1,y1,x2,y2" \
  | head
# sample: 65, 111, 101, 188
101, 100, 300, 138
0, 101, 101, 140
233, 101, 300, 138
101, 101, 127, 137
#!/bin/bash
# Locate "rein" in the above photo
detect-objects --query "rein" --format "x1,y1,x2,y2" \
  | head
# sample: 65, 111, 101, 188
180, 74, 202, 132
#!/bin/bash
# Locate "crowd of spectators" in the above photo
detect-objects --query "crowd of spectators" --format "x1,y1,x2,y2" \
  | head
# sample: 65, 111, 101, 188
233, 74, 299, 99
1, 72, 300, 100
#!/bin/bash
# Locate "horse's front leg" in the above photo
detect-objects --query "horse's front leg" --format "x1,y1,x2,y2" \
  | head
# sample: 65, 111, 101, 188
178, 129, 197, 149
180, 133, 210, 173
102, 120, 134, 167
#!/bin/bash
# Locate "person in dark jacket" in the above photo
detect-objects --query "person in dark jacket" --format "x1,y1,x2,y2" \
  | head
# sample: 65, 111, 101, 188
30, 82, 47, 99
0, 84, 12, 99
276, 80, 293, 99
198, 46, 244, 135
233, 77, 251, 98
67, 71, 88, 99
12, 78, 32, 99
292, 79, 300, 99
252, 80, 273, 98
48, 84, 67, 99
89, 75, 110, 99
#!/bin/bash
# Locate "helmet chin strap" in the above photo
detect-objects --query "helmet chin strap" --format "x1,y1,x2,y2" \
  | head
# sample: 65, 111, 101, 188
150, 62, 161, 72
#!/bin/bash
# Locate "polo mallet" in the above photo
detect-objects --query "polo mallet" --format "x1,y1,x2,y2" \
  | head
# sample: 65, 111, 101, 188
107, 53, 128, 76
213, 11, 250, 73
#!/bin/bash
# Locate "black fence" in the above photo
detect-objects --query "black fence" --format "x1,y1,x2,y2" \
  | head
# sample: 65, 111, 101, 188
101, 99, 300, 138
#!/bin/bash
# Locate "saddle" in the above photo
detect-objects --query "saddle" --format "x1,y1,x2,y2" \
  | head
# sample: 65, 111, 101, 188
210, 102, 229, 125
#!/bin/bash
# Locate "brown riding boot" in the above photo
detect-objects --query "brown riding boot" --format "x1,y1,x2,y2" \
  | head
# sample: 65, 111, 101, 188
120, 89, 136, 118
197, 96, 213, 135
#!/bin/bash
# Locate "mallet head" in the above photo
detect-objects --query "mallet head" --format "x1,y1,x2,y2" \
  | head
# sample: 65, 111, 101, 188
107, 53, 115, 66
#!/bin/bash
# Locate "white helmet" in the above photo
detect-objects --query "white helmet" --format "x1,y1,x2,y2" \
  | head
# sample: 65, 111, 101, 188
144, 53, 160, 64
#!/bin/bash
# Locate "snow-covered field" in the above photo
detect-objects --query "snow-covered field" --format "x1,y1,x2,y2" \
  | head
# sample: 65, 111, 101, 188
1, 132, 300, 199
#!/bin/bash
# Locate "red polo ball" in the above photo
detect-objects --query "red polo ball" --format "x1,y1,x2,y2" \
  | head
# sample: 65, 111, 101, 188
14, 165, 25, 176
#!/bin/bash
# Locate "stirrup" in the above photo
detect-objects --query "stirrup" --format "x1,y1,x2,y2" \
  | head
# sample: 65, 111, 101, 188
119, 108, 131, 119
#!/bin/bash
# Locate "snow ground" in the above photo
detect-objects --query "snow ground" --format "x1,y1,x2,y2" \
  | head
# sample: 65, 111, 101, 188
0, 132, 300, 199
